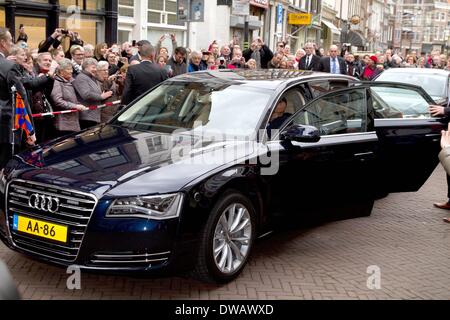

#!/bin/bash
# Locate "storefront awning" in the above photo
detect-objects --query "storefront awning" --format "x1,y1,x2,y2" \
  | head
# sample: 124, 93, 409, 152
321, 20, 341, 35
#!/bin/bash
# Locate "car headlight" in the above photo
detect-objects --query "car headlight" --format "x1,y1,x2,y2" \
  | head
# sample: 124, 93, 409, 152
107, 193, 183, 220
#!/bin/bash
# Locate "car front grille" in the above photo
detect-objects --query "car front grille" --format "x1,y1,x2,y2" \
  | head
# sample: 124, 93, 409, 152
6, 180, 97, 263
88, 251, 171, 268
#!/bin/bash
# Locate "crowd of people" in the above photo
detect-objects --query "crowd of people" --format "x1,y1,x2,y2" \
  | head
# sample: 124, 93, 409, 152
1, 25, 450, 170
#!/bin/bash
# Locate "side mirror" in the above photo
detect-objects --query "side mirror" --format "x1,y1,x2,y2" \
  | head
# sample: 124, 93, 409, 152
281, 124, 321, 143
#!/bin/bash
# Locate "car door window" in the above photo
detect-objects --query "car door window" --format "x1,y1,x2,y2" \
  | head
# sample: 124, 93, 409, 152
266, 87, 307, 136
293, 88, 367, 136
308, 81, 330, 98
371, 86, 431, 119
308, 80, 350, 98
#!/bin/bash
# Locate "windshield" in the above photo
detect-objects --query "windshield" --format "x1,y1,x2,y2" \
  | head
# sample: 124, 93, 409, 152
114, 82, 272, 139
376, 72, 448, 99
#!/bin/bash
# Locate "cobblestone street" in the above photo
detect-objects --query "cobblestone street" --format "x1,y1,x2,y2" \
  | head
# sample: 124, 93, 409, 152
1, 166, 450, 300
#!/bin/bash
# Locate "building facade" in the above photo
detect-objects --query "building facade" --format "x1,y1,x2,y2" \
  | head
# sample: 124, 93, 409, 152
393, 0, 450, 55
0, 0, 118, 49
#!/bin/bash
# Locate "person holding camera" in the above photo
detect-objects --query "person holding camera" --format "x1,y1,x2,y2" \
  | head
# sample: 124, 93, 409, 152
242, 37, 273, 69
156, 34, 178, 59
227, 49, 245, 69
16, 24, 28, 43
217, 57, 227, 69
38, 28, 64, 53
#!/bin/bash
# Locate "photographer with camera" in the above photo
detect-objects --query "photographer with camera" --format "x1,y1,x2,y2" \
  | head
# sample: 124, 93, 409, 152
227, 48, 245, 69
156, 34, 178, 59
38, 28, 64, 53
242, 36, 273, 69
17, 24, 28, 43
217, 57, 227, 69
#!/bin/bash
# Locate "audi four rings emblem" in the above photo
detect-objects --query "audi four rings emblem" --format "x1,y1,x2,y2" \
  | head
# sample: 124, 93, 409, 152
28, 193, 60, 213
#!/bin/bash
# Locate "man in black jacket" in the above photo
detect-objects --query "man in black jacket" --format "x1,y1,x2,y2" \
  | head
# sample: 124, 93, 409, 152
318, 45, 347, 74
0, 28, 35, 169
121, 43, 168, 106
298, 42, 320, 71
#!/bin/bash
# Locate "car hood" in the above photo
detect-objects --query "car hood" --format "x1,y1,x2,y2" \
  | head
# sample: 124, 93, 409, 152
10, 125, 258, 199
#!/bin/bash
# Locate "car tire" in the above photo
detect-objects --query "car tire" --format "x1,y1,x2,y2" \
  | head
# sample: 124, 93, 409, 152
193, 190, 256, 283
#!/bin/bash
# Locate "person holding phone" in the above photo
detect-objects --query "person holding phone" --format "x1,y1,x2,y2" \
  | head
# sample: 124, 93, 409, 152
155, 33, 178, 59
16, 24, 28, 43
242, 36, 274, 69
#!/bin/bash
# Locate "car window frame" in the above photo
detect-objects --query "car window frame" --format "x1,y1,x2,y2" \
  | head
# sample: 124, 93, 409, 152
260, 76, 358, 143
271, 81, 435, 141
269, 86, 371, 141
358, 81, 436, 119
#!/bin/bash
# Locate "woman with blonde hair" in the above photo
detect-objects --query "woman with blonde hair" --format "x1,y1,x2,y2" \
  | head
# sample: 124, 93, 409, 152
94, 42, 108, 61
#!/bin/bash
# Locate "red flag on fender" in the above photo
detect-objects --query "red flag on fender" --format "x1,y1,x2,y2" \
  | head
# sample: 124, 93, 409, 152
14, 92, 34, 138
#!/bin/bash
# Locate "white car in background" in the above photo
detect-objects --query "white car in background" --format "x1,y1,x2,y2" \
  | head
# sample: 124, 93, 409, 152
375, 68, 450, 106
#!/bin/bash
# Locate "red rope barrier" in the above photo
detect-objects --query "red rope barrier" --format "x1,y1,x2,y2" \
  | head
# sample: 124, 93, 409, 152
31, 100, 122, 118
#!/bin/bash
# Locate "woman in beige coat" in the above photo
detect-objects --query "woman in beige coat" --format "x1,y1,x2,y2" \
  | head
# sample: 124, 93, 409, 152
50, 58, 87, 137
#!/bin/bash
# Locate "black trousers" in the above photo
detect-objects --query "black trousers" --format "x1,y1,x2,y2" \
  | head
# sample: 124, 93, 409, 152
0, 143, 13, 170
79, 120, 98, 130
446, 174, 450, 199
34, 118, 56, 144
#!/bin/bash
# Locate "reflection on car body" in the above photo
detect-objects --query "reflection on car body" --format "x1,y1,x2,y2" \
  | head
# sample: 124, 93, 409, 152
0, 70, 445, 283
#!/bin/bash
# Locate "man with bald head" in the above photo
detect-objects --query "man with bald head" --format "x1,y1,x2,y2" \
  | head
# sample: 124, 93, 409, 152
318, 45, 346, 74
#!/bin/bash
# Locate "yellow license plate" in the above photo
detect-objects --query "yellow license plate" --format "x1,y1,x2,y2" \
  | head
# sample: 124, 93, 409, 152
13, 215, 68, 243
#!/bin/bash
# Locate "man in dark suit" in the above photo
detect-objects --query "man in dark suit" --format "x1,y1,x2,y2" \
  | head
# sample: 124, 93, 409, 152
298, 42, 320, 71
318, 45, 347, 74
0, 28, 35, 169
121, 43, 168, 106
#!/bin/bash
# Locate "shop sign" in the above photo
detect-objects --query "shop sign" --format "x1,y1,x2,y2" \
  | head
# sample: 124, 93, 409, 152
232, 0, 250, 15
177, 0, 205, 22
288, 13, 312, 25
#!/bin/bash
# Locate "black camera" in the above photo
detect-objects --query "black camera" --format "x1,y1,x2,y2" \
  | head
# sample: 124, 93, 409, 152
61, 29, 69, 35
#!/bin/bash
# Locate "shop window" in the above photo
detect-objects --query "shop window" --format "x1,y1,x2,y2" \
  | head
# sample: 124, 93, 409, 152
59, 0, 105, 12
15, 16, 46, 50
59, 14, 105, 48
0, 7, 5, 28
118, 30, 130, 44
119, 0, 134, 18
148, 0, 184, 27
